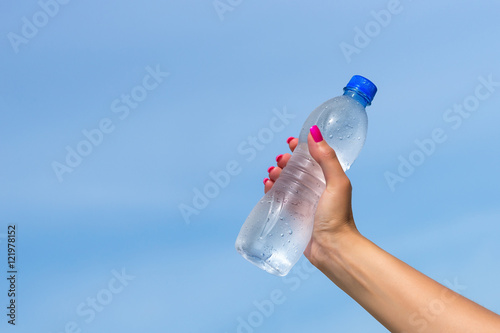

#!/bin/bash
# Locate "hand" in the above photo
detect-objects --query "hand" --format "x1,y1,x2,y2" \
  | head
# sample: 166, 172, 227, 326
265, 128, 500, 333
263, 126, 359, 267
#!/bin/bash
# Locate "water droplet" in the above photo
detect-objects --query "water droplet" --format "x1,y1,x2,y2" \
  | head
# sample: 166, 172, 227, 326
339, 136, 343, 140
280, 217, 284, 220
357, 137, 361, 140
287, 240, 291, 243
347, 134, 351, 138
288, 230, 293, 235
329, 134, 333, 139
280, 233, 284, 237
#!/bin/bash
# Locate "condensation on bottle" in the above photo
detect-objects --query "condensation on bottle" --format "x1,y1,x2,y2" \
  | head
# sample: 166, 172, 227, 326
235, 75, 377, 276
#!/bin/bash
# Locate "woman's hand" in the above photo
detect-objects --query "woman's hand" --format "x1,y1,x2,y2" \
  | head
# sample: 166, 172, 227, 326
263, 127, 500, 333
263, 126, 359, 267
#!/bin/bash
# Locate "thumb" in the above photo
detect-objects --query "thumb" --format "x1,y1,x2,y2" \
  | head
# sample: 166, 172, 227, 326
308, 125, 347, 188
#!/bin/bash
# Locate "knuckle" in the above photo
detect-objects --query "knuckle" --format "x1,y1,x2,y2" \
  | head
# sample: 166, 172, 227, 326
333, 175, 351, 191
339, 176, 352, 190
327, 176, 351, 191
319, 147, 337, 160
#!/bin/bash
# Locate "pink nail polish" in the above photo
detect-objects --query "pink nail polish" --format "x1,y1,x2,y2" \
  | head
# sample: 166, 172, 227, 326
286, 137, 294, 144
310, 125, 323, 143
276, 154, 283, 162
263, 178, 269, 185
267, 166, 274, 173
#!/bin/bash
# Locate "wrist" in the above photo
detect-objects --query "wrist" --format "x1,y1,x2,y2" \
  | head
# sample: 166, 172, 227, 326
309, 223, 363, 273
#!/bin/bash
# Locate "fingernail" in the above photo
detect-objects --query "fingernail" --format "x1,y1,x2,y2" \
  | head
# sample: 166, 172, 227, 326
310, 125, 323, 143
286, 137, 294, 144
267, 166, 275, 173
276, 154, 283, 162
263, 178, 269, 185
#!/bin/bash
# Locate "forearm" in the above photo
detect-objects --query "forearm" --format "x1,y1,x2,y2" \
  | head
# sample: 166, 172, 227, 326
313, 229, 500, 333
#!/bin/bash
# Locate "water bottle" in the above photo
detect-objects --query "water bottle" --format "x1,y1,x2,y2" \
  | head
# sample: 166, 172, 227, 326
235, 75, 377, 276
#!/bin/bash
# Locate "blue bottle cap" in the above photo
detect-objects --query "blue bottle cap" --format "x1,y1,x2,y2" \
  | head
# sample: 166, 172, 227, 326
344, 75, 377, 105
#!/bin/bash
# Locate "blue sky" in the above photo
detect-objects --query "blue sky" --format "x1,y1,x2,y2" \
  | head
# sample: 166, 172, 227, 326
1, 1, 500, 332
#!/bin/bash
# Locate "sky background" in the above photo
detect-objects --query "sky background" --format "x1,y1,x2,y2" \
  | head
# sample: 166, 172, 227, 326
1, 0, 500, 332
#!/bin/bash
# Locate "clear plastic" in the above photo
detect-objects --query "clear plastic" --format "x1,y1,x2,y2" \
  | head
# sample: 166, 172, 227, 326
235, 91, 369, 276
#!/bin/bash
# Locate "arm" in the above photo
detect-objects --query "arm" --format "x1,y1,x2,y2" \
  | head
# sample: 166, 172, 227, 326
265, 128, 500, 333
314, 228, 500, 332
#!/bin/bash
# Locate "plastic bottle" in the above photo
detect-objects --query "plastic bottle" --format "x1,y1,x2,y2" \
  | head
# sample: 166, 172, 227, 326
235, 75, 377, 276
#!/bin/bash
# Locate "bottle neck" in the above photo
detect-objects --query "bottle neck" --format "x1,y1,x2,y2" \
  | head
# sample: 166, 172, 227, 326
343, 88, 370, 108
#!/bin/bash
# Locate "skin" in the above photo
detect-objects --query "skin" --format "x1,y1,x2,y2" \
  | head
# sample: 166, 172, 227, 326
264, 131, 500, 333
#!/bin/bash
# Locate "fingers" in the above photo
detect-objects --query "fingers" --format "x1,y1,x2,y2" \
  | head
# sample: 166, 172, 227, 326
267, 166, 281, 182
264, 161, 285, 192
264, 178, 273, 193
307, 126, 350, 191
287, 136, 298, 153
264, 161, 284, 194
276, 153, 291, 169
263, 136, 298, 193
264, 154, 288, 193
263, 130, 349, 195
